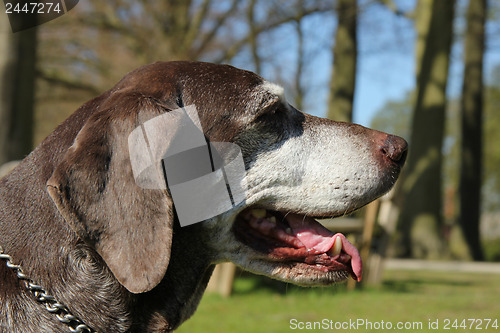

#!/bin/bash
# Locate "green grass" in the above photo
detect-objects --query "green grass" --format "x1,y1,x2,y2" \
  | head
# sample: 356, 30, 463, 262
177, 269, 500, 332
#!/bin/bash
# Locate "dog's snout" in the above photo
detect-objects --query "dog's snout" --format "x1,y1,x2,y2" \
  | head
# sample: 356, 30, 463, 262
379, 134, 408, 167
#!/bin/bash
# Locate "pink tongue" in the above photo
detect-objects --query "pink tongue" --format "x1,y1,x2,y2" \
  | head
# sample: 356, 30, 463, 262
286, 213, 362, 281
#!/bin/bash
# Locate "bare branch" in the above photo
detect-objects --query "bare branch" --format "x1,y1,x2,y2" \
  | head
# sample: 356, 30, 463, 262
192, 0, 239, 59
215, 5, 333, 63
185, 0, 212, 49
37, 69, 101, 94
377, 0, 415, 19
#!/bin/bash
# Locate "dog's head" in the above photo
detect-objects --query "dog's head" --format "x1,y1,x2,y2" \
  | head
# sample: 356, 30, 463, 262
46, 61, 407, 294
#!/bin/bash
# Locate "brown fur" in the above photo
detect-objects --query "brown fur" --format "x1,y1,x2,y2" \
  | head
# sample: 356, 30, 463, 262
0, 61, 407, 332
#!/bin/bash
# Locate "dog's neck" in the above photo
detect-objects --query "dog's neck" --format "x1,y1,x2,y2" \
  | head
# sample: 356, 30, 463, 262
132, 224, 215, 331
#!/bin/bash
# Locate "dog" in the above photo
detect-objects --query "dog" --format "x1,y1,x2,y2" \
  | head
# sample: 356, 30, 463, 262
0, 61, 407, 332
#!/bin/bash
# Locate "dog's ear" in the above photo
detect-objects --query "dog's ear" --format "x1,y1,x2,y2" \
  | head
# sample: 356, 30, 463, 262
47, 99, 174, 294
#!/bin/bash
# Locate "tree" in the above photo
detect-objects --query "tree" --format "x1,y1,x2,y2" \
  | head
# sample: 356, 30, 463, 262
292, 3, 306, 110
484, 78, 500, 212
370, 91, 414, 140
0, 17, 37, 165
397, 0, 455, 259
459, 0, 487, 261
35, 1, 334, 142
327, 0, 357, 122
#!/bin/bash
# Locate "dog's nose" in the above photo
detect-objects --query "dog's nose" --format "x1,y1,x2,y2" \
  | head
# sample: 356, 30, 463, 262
380, 134, 408, 167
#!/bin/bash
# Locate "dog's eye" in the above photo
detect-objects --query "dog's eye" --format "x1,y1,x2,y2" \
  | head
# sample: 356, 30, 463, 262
255, 103, 288, 122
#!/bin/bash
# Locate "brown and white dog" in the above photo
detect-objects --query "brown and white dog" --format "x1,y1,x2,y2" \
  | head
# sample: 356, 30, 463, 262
0, 61, 407, 332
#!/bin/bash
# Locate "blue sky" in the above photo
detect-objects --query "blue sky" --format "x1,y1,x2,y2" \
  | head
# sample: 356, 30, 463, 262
353, 2, 415, 127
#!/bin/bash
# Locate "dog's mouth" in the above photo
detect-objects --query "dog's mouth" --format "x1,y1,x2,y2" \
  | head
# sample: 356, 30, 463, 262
233, 208, 362, 282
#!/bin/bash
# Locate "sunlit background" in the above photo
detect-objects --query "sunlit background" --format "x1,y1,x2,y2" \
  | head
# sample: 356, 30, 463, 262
1, 0, 499, 331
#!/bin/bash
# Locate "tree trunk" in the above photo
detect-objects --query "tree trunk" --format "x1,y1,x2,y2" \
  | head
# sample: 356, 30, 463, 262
0, 19, 37, 166
459, 0, 486, 261
327, 0, 357, 122
397, 0, 455, 259
247, 0, 261, 74
294, 5, 305, 111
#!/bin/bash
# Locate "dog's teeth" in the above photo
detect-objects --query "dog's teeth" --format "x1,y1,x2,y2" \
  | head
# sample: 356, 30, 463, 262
330, 236, 342, 257
286, 227, 293, 235
251, 209, 267, 218
269, 216, 276, 224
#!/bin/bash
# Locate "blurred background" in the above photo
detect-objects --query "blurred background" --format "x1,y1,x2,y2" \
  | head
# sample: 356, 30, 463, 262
1, 0, 499, 331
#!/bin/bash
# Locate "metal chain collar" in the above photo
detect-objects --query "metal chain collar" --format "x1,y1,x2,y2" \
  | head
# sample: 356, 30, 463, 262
0, 246, 94, 333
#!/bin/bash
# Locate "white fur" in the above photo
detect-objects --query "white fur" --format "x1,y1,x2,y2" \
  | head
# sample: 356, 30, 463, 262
260, 81, 285, 101
244, 122, 380, 215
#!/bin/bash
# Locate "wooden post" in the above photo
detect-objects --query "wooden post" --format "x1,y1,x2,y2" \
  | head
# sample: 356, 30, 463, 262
206, 263, 237, 297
